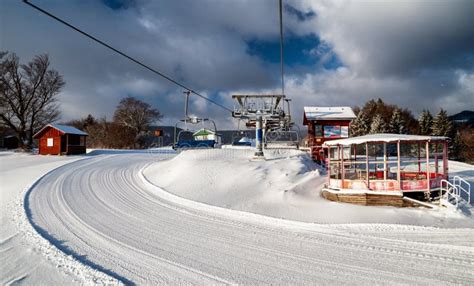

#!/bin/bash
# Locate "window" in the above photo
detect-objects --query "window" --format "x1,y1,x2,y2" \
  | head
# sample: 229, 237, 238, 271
324, 126, 341, 138
341, 126, 349, 138
47, 138, 53, 147
314, 125, 323, 137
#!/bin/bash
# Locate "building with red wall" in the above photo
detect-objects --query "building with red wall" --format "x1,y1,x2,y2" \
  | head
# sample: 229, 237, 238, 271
33, 124, 88, 155
303, 106, 356, 162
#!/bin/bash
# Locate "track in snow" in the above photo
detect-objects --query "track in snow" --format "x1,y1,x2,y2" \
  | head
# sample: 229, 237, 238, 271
27, 154, 474, 284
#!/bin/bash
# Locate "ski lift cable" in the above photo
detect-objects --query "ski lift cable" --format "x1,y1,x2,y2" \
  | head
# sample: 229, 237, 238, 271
279, 0, 285, 96
23, 0, 233, 113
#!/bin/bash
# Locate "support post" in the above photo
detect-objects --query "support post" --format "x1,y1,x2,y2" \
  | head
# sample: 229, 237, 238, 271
383, 142, 387, 181
397, 141, 401, 190
254, 110, 264, 158
327, 147, 331, 186
443, 141, 448, 180
418, 142, 421, 173
341, 144, 345, 189
366, 142, 369, 189
426, 141, 431, 199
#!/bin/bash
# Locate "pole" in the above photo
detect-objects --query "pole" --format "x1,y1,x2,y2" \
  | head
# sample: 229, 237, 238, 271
327, 146, 331, 186
443, 141, 448, 180
383, 143, 387, 181
397, 141, 401, 190
279, 0, 285, 95
426, 141, 431, 199
254, 110, 264, 158
366, 142, 370, 189
183, 90, 190, 119
341, 145, 345, 189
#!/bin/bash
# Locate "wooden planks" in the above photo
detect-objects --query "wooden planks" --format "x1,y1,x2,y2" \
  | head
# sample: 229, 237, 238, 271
322, 189, 404, 207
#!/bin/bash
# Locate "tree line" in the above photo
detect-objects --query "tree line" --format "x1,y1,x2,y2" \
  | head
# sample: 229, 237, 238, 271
1, 52, 472, 161
350, 98, 472, 161
65, 97, 162, 149
1, 52, 161, 150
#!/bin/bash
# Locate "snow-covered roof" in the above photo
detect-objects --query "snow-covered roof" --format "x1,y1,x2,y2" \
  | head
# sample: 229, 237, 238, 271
193, 128, 216, 136
52, 124, 88, 135
323, 134, 448, 146
34, 124, 88, 138
304, 107, 356, 121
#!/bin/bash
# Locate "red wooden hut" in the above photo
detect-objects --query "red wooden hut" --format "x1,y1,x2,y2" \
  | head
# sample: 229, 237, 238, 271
303, 106, 356, 162
34, 124, 88, 155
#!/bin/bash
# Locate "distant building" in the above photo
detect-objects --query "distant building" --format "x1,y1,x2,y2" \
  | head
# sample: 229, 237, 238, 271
219, 130, 255, 145
147, 126, 182, 147
33, 124, 88, 155
0, 128, 19, 149
303, 106, 356, 162
193, 128, 222, 146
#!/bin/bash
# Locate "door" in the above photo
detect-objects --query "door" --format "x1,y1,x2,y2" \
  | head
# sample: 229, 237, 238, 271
61, 135, 67, 153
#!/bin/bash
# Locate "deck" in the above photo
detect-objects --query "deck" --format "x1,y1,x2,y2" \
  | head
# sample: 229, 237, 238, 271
321, 188, 433, 208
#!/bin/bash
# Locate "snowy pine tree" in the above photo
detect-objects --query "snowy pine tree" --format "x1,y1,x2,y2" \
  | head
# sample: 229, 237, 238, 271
432, 109, 453, 137
370, 114, 387, 134
350, 110, 370, 136
389, 108, 405, 134
418, 110, 433, 135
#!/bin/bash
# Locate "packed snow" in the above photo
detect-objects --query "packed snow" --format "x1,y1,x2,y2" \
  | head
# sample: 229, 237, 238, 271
143, 148, 474, 227
1, 148, 474, 284
0, 151, 113, 285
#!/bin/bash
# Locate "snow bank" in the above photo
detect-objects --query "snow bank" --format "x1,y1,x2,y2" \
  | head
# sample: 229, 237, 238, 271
143, 149, 474, 227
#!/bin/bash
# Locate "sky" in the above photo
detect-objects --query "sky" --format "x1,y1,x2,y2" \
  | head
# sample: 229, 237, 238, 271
1, 0, 473, 129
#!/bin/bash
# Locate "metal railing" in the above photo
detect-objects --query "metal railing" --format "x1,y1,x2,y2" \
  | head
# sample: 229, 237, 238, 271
440, 180, 459, 208
453, 176, 471, 204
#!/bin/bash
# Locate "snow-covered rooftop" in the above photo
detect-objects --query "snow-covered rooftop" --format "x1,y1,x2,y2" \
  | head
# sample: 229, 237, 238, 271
323, 133, 448, 146
304, 106, 356, 121
193, 128, 216, 136
34, 124, 88, 138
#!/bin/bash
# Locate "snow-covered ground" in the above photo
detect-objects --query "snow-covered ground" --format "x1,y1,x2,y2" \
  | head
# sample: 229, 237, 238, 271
2, 149, 474, 284
0, 152, 84, 285
144, 148, 474, 227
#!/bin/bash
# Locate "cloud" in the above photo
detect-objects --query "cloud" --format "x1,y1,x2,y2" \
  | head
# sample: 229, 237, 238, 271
1, 0, 472, 131
298, 0, 474, 76
282, 0, 474, 119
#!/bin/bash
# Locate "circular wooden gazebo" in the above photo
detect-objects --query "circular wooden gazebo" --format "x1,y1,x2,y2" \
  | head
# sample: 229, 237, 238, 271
322, 134, 449, 205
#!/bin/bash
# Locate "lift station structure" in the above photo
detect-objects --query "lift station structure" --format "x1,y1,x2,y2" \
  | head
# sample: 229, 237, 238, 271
231, 94, 299, 157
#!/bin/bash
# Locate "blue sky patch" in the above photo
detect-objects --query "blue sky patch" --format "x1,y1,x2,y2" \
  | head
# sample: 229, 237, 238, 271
246, 34, 342, 70
101, 0, 136, 10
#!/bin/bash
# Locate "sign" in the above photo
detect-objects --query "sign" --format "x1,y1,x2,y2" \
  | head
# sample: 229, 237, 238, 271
341, 126, 349, 138
324, 126, 341, 138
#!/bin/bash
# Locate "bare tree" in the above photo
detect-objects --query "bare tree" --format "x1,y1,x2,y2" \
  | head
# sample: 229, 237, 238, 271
0, 52, 64, 148
113, 96, 162, 148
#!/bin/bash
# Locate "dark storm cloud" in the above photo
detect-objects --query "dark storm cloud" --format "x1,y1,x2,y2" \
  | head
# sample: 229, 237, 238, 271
102, 0, 137, 11
1, 0, 473, 129
1, 0, 286, 126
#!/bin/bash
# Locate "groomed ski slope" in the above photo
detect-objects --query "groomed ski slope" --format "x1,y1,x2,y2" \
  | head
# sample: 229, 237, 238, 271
0, 152, 85, 285
27, 153, 474, 284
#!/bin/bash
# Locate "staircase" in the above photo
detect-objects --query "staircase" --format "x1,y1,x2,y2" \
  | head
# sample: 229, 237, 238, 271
440, 176, 471, 208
